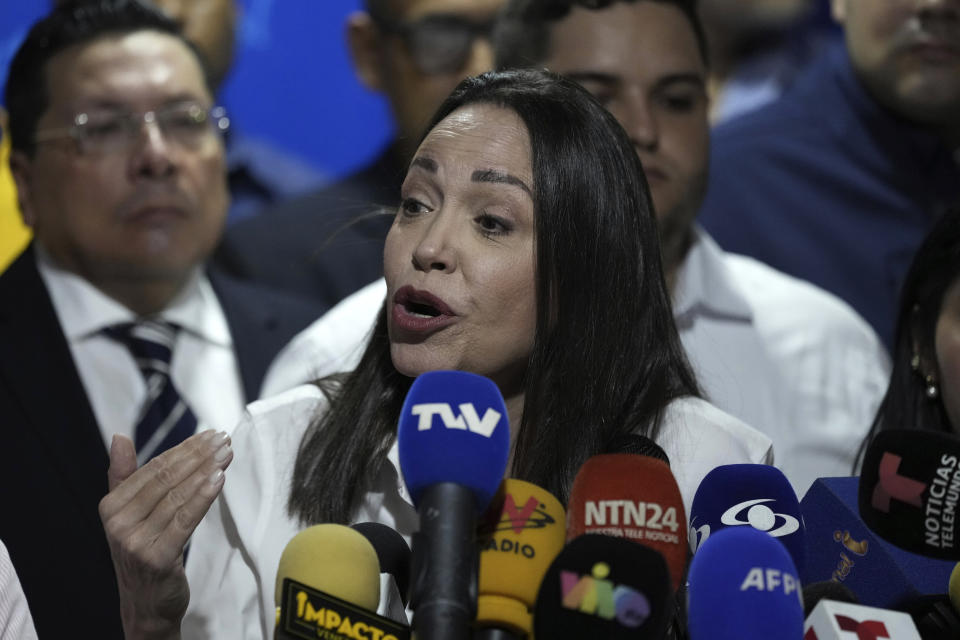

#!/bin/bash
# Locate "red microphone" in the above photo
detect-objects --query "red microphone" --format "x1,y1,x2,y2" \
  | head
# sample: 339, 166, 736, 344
567, 454, 688, 590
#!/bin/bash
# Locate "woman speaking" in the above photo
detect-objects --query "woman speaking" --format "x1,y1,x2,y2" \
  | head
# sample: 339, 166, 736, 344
99, 69, 772, 639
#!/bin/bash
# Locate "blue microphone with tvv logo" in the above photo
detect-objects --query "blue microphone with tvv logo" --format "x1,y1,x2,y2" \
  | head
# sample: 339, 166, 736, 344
398, 371, 510, 640
689, 464, 805, 574
533, 533, 673, 639
687, 527, 804, 639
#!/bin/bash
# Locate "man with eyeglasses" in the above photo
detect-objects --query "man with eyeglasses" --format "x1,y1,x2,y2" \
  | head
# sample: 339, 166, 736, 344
49, 0, 328, 223
0, 2, 321, 637
214, 0, 505, 314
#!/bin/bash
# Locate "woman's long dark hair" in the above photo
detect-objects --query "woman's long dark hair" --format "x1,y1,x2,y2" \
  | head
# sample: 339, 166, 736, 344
856, 211, 960, 469
289, 69, 700, 524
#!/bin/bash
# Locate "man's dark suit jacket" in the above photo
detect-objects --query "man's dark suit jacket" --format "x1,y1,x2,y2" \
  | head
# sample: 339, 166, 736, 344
214, 146, 403, 311
0, 244, 322, 638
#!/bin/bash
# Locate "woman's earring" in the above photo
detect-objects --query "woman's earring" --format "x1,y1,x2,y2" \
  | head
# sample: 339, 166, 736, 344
911, 355, 921, 371
926, 375, 940, 400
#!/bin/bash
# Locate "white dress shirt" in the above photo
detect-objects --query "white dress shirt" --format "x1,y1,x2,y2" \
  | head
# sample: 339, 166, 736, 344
673, 228, 889, 495
262, 227, 890, 497
0, 540, 38, 640
183, 384, 772, 640
36, 248, 247, 449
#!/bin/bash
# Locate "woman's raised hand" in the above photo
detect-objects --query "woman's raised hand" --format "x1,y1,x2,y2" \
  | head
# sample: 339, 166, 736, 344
99, 429, 233, 640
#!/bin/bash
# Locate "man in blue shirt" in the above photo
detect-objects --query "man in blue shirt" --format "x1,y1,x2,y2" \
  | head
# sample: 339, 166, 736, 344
699, 0, 960, 349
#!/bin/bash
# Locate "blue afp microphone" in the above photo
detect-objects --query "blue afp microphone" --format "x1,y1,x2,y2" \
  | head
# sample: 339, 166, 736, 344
687, 526, 804, 640
689, 463, 805, 574
397, 371, 510, 640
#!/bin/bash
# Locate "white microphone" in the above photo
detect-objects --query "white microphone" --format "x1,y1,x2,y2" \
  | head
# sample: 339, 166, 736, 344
804, 599, 921, 639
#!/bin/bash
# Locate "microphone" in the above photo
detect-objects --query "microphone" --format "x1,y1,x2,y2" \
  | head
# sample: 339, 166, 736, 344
898, 595, 960, 639
603, 433, 670, 465
858, 429, 960, 560
351, 522, 411, 623
397, 371, 510, 640
687, 526, 804, 640
566, 453, 688, 590
274, 524, 411, 640
951, 563, 960, 613
689, 463, 805, 574
802, 581, 859, 617
804, 599, 922, 639
533, 533, 673, 639
474, 478, 566, 639
802, 476, 955, 609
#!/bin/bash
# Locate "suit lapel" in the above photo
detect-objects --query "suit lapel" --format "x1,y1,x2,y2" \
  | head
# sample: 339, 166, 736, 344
0, 246, 110, 521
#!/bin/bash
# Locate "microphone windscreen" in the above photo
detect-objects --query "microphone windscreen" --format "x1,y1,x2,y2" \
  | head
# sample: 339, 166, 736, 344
476, 479, 566, 636
804, 599, 922, 639
274, 524, 380, 610
534, 533, 672, 639
687, 527, 803, 640
690, 463, 805, 573
603, 434, 669, 465
802, 581, 859, 617
898, 594, 960, 638
567, 454, 687, 590
351, 522, 411, 605
951, 563, 960, 614
397, 370, 510, 511
858, 429, 960, 560
801, 476, 955, 609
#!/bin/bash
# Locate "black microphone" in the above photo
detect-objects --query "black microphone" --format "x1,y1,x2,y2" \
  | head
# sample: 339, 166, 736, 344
533, 533, 673, 639
859, 429, 960, 560
352, 522, 411, 606
802, 581, 859, 617
603, 433, 670, 465
351, 522, 411, 625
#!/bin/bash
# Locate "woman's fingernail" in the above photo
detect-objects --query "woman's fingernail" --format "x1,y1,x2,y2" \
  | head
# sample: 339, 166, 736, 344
209, 469, 224, 485
213, 443, 232, 463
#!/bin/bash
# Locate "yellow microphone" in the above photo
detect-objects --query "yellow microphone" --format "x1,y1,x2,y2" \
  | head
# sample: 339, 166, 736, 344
274, 524, 410, 640
949, 562, 960, 614
476, 479, 566, 639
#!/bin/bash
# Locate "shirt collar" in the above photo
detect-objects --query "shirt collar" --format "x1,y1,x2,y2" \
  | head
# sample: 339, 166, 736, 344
672, 226, 754, 327
35, 245, 232, 348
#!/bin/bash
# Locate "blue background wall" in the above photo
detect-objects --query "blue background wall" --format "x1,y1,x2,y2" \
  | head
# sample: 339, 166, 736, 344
0, 0, 393, 179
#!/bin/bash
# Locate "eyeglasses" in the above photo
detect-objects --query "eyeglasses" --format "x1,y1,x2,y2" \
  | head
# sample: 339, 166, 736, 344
33, 103, 230, 155
376, 13, 495, 75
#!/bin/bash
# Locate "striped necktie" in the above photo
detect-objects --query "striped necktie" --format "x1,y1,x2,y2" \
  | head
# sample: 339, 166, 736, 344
104, 320, 198, 465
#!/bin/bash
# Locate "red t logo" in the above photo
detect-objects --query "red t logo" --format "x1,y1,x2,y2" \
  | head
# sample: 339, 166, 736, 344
871, 452, 926, 513
835, 614, 890, 640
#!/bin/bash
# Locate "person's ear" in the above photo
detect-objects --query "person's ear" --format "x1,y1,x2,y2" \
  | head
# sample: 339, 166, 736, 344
830, 0, 848, 24
347, 11, 387, 92
9, 150, 38, 228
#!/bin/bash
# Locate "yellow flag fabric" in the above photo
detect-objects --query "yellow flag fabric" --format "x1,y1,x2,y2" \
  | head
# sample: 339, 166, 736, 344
0, 118, 31, 273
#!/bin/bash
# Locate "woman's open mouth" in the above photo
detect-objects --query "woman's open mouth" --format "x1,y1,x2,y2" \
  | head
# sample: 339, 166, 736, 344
391, 286, 457, 334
